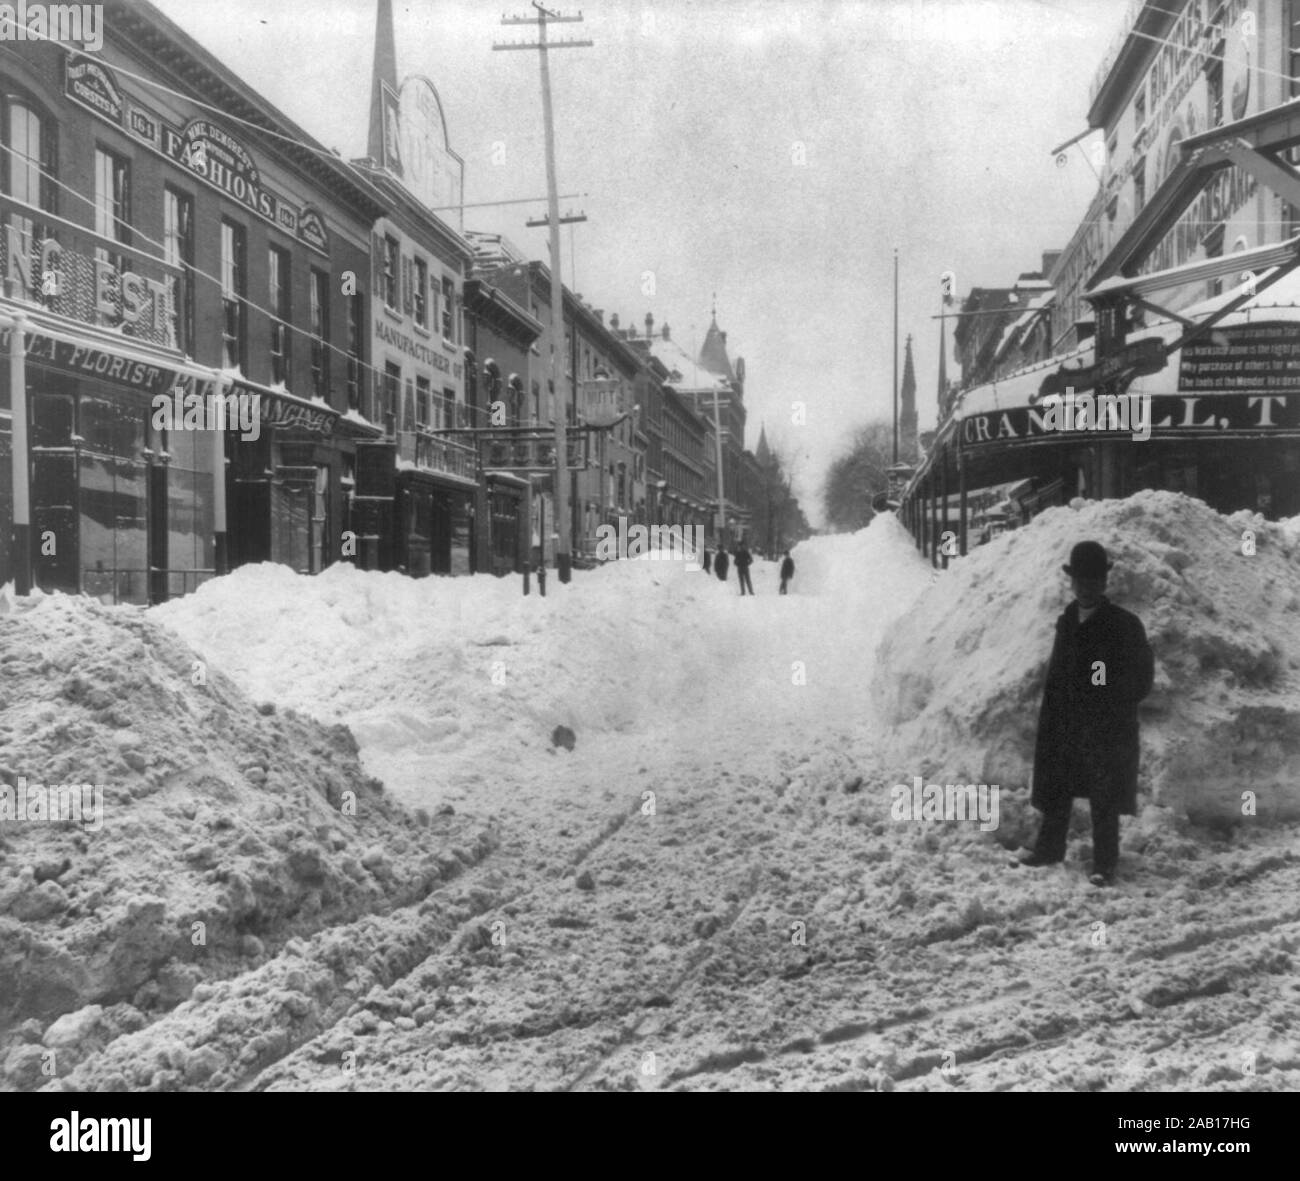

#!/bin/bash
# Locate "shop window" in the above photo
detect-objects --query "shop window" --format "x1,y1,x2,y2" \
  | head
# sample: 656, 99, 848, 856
310, 267, 329, 400
220, 219, 246, 370
413, 257, 428, 327
346, 290, 363, 412
163, 426, 216, 599
163, 187, 194, 353
382, 235, 399, 309
269, 245, 291, 385
311, 464, 329, 573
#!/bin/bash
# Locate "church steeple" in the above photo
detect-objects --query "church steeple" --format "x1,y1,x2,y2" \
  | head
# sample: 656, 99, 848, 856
900, 334, 918, 457
756, 421, 772, 466
367, 0, 400, 169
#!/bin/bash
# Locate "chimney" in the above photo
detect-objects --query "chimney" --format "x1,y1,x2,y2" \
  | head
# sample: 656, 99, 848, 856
645, 312, 654, 338
594, 308, 604, 325
627, 323, 637, 338
662, 322, 670, 341
610, 312, 620, 331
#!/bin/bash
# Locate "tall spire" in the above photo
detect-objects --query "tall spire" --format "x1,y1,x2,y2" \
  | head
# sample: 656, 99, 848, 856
367, 0, 400, 169
756, 420, 771, 466
698, 301, 733, 380
900, 333, 918, 457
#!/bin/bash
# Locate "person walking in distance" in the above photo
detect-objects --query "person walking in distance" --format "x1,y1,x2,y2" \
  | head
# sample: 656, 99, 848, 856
779, 550, 795, 595
702, 545, 712, 574
1015, 541, 1154, 887
734, 541, 755, 595
714, 545, 729, 583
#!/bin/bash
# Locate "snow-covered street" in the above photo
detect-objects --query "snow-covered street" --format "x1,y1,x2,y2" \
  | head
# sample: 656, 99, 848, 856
4, 500, 1298, 1092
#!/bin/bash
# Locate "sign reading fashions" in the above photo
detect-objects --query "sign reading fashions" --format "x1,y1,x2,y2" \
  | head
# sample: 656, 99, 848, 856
1178, 323, 1300, 392
63, 55, 331, 257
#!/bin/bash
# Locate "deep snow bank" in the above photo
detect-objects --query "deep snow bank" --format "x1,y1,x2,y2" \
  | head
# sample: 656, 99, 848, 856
873, 491, 1300, 824
0, 592, 493, 1089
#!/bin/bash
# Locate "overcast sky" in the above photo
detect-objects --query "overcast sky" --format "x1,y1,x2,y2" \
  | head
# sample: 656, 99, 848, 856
151, 0, 1130, 525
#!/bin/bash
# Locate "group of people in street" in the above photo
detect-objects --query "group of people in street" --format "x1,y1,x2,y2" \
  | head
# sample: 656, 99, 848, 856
703, 545, 795, 595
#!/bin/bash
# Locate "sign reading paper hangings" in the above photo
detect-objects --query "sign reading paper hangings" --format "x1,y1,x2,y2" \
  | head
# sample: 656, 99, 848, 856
1037, 337, 1167, 400
1178, 323, 1300, 393
63, 55, 331, 257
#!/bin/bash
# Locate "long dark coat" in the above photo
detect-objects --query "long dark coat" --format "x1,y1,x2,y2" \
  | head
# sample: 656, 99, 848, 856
1031, 598, 1154, 816
714, 551, 729, 581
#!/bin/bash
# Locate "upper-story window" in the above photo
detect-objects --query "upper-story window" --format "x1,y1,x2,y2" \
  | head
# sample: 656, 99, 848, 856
1, 91, 57, 285
220, 219, 246, 370
309, 267, 329, 400
94, 146, 130, 275
268, 245, 291, 385
163, 187, 194, 352
413, 257, 428, 328
1133, 156, 1146, 213
441, 276, 455, 339
382, 235, 399, 309
1133, 85, 1146, 132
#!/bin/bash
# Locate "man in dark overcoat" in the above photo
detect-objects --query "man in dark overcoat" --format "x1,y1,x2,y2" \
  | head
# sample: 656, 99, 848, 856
1016, 540, 1154, 887
714, 546, 729, 582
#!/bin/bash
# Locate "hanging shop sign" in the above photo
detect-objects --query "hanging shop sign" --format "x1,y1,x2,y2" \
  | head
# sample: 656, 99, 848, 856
1178, 323, 1300, 392
63, 55, 330, 256
1037, 336, 1167, 399
482, 428, 588, 472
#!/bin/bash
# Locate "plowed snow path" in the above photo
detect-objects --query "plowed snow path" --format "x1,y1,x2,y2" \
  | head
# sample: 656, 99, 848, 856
147, 519, 1300, 1091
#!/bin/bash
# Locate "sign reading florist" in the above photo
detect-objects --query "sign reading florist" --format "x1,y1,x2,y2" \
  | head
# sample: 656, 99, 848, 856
64, 54, 330, 255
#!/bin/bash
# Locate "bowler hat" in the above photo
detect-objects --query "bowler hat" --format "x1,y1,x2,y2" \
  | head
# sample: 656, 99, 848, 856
1063, 540, 1112, 579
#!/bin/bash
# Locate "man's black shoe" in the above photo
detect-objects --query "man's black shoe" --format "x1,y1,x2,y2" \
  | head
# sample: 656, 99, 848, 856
1011, 851, 1062, 868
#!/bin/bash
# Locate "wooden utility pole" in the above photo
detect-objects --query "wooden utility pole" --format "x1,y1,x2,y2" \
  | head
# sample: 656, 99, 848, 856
495, 3, 591, 583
